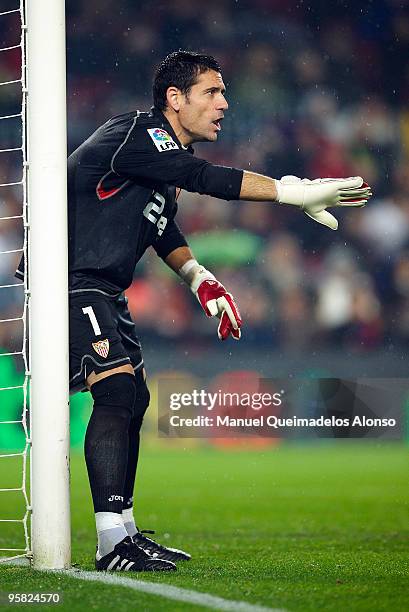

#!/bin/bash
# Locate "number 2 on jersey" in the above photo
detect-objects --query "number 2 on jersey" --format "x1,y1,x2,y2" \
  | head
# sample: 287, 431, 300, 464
82, 306, 101, 336
143, 192, 168, 236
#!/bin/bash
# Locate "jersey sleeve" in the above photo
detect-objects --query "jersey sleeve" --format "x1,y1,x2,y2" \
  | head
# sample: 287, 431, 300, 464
152, 202, 188, 260
152, 218, 188, 260
112, 123, 243, 201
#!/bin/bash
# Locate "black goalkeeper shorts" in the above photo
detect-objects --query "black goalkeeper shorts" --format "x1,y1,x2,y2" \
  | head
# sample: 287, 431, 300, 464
69, 289, 144, 394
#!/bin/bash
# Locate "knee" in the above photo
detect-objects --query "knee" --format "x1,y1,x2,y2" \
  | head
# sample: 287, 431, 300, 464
90, 372, 137, 421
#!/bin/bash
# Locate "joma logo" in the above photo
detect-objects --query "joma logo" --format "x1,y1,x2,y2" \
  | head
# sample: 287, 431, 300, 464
108, 494, 124, 502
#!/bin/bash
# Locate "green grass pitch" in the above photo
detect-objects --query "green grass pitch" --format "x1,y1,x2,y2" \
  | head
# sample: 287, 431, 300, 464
0, 443, 408, 611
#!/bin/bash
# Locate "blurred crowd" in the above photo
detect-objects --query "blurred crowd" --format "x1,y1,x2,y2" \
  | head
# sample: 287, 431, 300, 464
0, 0, 409, 353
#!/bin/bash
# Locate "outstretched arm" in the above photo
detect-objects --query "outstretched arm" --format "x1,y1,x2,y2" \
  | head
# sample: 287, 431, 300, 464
113, 119, 371, 229
239, 171, 278, 201
239, 171, 371, 230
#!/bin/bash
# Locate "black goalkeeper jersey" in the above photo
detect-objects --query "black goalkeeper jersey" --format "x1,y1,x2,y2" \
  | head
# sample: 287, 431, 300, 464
17, 108, 243, 293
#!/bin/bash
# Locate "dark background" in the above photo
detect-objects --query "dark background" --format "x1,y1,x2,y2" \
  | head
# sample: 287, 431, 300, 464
0, 0, 409, 377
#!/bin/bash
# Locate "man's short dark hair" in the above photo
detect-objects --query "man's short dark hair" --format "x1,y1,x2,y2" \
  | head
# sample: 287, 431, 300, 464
153, 50, 221, 111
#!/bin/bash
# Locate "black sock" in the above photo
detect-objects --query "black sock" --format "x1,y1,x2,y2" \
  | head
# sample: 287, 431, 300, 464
123, 371, 150, 511
85, 373, 136, 514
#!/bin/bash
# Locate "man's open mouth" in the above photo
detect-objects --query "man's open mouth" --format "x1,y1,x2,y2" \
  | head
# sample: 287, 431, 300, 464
212, 119, 222, 131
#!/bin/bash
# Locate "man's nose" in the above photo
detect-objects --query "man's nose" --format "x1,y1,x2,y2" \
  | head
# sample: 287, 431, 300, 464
218, 95, 228, 111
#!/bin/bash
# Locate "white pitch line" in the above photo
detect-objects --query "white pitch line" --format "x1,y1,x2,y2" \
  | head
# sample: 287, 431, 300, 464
55, 568, 287, 612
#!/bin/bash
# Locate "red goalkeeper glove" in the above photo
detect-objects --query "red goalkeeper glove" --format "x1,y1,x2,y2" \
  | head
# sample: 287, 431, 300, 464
196, 278, 242, 341
179, 260, 242, 341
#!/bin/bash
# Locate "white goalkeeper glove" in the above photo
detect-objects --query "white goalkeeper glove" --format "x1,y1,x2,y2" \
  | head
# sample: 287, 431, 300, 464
275, 175, 372, 230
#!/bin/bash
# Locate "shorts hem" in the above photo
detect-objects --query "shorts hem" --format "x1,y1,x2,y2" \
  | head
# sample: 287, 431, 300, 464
69, 356, 145, 394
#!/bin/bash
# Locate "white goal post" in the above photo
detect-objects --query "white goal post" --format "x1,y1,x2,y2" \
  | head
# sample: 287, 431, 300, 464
27, 0, 70, 569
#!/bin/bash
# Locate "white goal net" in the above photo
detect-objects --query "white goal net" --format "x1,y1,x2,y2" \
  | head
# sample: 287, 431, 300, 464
0, 1, 30, 563
0, 0, 70, 569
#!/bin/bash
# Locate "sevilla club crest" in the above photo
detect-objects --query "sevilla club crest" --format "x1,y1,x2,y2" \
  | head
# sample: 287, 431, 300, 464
92, 339, 110, 359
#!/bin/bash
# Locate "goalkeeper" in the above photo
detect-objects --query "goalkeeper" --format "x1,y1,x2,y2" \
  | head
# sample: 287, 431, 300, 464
19, 50, 371, 572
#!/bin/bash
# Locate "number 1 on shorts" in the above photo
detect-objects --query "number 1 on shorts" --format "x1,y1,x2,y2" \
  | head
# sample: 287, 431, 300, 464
82, 306, 101, 336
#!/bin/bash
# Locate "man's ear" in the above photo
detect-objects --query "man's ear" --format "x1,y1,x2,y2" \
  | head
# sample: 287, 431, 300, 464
166, 86, 182, 112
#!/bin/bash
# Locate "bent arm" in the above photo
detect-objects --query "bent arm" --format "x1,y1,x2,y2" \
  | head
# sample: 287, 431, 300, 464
164, 246, 242, 341
164, 245, 215, 289
164, 246, 195, 274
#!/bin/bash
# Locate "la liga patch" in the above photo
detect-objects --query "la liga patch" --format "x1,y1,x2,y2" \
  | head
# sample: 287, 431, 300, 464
147, 128, 179, 152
